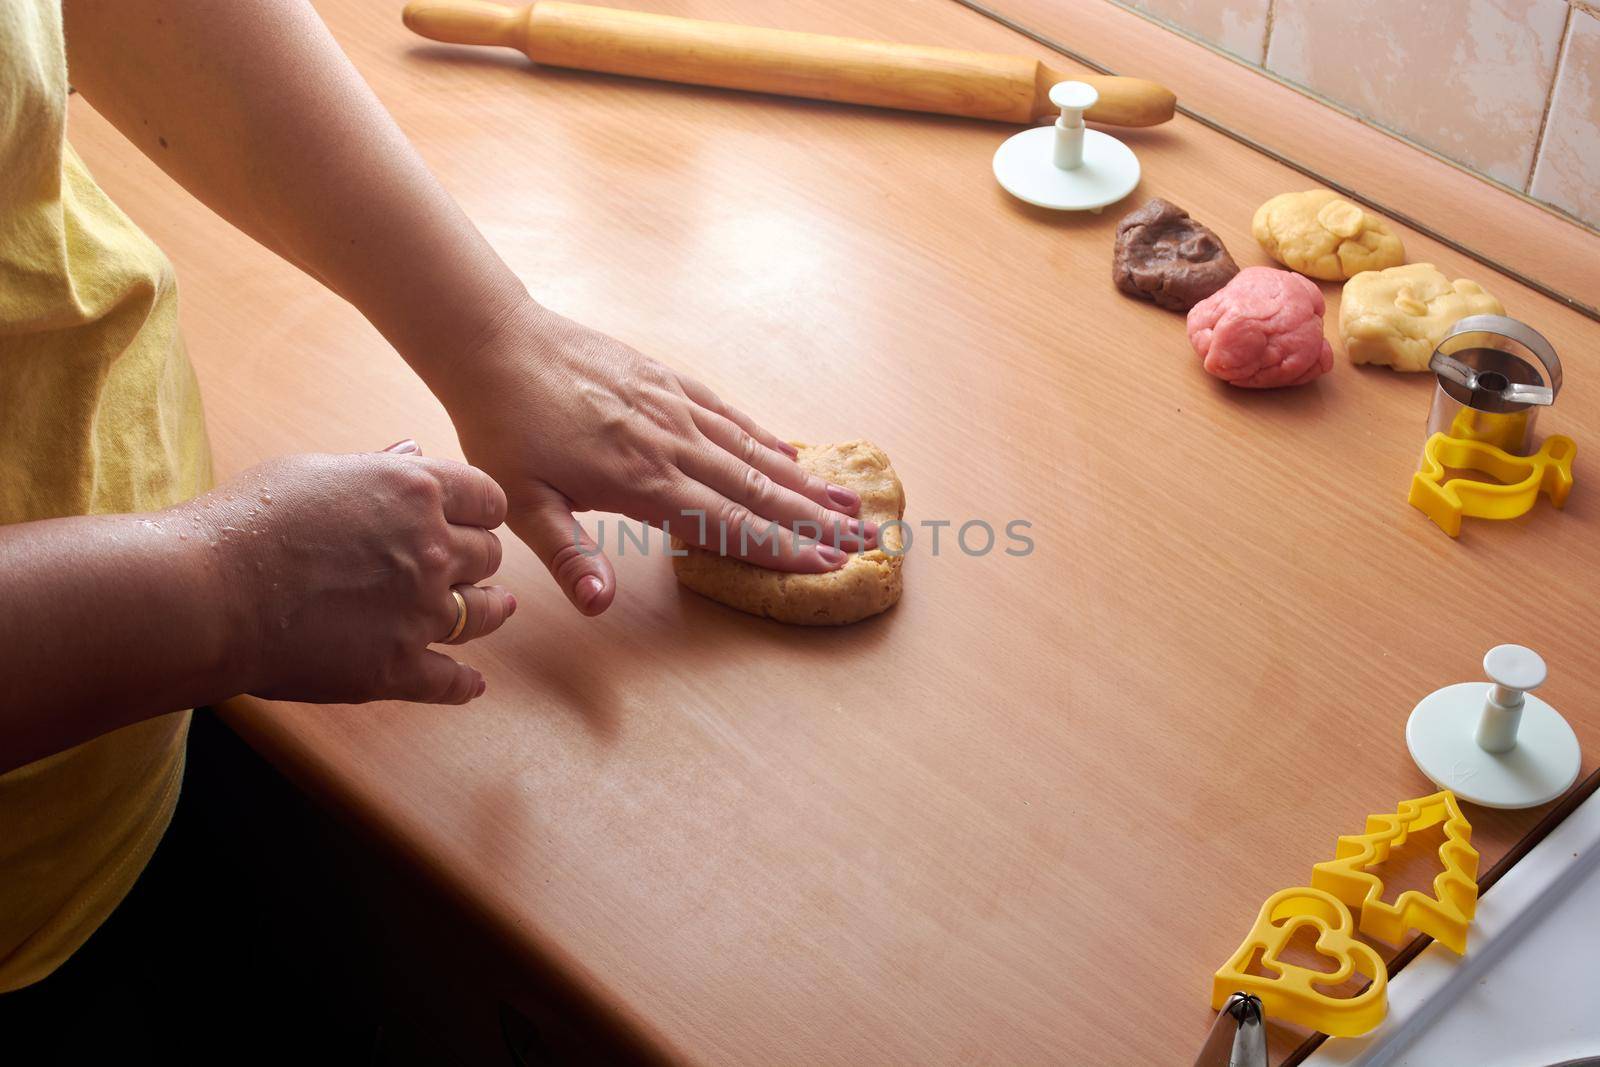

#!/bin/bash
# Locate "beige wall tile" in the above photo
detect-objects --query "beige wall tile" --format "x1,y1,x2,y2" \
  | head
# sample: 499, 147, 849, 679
1265, 0, 1569, 187
1122, 0, 1270, 59
1531, 8, 1600, 227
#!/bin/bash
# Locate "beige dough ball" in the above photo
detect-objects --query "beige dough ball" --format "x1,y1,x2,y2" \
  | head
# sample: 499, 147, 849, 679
672, 440, 905, 625
1252, 190, 1405, 280
1339, 263, 1504, 372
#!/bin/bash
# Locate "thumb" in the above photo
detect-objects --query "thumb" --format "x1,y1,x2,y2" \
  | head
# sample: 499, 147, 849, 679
511, 483, 615, 616
388, 649, 484, 705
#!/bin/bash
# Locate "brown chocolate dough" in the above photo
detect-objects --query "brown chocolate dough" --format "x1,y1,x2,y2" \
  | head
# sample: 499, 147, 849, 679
1112, 199, 1239, 311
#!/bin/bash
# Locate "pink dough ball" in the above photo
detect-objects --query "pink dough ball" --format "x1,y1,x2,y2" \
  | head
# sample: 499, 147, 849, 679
1185, 266, 1334, 388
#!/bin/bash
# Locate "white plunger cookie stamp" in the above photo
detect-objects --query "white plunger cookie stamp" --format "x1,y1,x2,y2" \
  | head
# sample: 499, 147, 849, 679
1407, 644, 1582, 809
993, 81, 1140, 212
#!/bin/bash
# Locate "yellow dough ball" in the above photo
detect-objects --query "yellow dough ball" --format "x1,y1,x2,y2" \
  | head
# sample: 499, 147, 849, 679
1339, 263, 1504, 372
672, 441, 905, 625
1252, 190, 1405, 281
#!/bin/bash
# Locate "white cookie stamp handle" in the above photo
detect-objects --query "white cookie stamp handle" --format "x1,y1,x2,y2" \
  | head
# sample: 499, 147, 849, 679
1407, 645, 1582, 809
993, 82, 1140, 213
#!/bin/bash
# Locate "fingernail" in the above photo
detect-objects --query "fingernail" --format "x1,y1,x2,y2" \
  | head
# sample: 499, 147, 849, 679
506, 593, 518, 616
576, 575, 603, 608
850, 519, 880, 546
817, 545, 847, 567
383, 439, 419, 454
778, 441, 800, 458
475, 677, 487, 698
826, 483, 859, 509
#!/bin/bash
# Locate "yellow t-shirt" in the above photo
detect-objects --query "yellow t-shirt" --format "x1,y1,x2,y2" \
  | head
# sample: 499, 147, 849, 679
0, 0, 212, 990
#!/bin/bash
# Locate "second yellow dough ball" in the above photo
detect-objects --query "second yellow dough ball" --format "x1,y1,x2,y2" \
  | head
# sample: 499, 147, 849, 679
1252, 190, 1405, 281
1339, 263, 1504, 372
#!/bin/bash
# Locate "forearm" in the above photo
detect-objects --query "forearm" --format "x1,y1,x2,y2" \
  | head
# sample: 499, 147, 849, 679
0, 510, 239, 772
61, 0, 528, 386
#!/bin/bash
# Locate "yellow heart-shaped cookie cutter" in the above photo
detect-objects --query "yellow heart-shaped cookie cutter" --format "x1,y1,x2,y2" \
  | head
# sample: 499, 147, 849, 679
1211, 886, 1388, 1037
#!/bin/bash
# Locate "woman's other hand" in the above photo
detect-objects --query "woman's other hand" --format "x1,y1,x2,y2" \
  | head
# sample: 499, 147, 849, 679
193, 446, 515, 706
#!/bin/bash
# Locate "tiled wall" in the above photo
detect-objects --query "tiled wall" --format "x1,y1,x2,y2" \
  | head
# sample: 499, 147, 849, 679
1108, 0, 1600, 231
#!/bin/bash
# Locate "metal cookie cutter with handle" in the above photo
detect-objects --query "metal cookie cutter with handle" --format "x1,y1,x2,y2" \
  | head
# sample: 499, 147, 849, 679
1310, 791, 1479, 954
1212, 887, 1388, 1038
1408, 431, 1575, 537
1426, 314, 1562, 455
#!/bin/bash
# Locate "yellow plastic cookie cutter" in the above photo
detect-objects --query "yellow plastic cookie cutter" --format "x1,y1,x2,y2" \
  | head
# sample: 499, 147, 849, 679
1311, 791, 1479, 954
1212, 886, 1388, 1037
1409, 432, 1575, 537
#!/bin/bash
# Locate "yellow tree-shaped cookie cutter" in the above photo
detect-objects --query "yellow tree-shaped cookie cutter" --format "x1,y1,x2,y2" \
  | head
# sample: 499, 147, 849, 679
1311, 790, 1479, 954
1211, 886, 1388, 1037
1409, 432, 1575, 537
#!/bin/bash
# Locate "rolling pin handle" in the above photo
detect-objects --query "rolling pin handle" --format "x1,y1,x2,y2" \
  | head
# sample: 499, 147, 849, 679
1049, 82, 1098, 171
402, 0, 526, 50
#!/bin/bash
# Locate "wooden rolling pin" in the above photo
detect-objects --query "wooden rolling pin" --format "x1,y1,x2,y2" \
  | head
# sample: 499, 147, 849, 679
401, 0, 1177, 126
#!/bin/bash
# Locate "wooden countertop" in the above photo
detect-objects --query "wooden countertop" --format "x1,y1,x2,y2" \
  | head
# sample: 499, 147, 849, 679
70, 0, 1600, 1062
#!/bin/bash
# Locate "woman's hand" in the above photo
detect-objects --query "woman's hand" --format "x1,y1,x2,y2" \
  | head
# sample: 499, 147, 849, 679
439, 301, 877, 616
1, 444, 515, 769
196, 447, 516, 705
